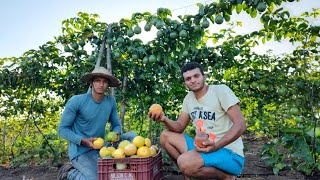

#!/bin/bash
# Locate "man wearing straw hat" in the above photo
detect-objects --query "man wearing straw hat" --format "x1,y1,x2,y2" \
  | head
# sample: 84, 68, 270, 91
57, 66, 137, 180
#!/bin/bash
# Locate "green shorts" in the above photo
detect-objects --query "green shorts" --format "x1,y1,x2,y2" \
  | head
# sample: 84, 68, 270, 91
184, 134, 245, 176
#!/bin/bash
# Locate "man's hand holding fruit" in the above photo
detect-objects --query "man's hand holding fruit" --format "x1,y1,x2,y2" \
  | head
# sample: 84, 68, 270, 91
148, 104, 166, 122
194, 139, 218, 153
81, 131, 120, 150
106, 131, 120, 144
81, 137, 104, 149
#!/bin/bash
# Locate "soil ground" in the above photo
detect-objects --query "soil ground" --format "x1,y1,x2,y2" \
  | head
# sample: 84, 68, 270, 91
0, 136, 319, 180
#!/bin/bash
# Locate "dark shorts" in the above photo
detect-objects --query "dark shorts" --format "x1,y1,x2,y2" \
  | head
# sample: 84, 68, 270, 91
184, 134, 245, 176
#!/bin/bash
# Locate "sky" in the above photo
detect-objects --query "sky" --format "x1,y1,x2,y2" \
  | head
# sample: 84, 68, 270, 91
0, 0, 319, 58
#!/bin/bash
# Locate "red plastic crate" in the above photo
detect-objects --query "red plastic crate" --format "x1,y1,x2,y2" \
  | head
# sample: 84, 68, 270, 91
98, 151, 163, 180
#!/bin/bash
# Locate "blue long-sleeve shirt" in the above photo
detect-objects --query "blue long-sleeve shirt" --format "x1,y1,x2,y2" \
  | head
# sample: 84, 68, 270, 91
58, 93, 122, 160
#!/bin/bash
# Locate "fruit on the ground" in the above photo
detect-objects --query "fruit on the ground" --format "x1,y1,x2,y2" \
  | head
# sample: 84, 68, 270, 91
257, 2, 267, 12
107, 132, 118, 142
99, 146, 111, 157
118, 140, 130, 150
137, 146, 151, 157
112, 148, 125, 158
124, 144, 137, 156
132, 136, 145, 148
144, 138, 151, 147
215, 15, 224, 24
93, 137, 104, 149
149, 104, 163, 114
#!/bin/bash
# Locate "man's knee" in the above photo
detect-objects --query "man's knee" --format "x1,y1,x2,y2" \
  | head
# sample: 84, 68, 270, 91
159, 129, 172, 146
126, 131, 137, 138
121, 132, 137, 142
177, 155, 196, 177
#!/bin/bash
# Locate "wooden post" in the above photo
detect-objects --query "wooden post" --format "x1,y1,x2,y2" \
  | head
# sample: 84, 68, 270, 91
87, 27, 108, 93
106, 23, 114, 96
120, 76, 128, 127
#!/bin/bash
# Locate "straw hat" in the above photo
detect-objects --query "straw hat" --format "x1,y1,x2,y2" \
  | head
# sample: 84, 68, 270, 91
81, 66, 121, 87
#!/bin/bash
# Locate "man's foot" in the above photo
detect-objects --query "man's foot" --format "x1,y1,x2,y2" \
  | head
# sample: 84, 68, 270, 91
57, 162, 73, 180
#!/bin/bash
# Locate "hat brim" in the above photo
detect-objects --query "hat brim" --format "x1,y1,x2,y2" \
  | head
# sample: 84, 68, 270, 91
80, 73, 121, 87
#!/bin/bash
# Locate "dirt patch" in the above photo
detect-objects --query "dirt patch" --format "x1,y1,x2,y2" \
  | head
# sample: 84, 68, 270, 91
0, 166, 58, 180
0, 137, 318, 180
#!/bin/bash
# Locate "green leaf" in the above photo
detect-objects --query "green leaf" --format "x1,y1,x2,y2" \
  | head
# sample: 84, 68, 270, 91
223, 13, 231, 22
236, 4, 243, 14
273, 167, 280, 175
297, 163, 313, 175
198, 4, 205, 16
269, 20, 277, 31
196, 3, 203, 7
236, 21, 243, 27
275, 163, 285, 170
250, 9, 257, 18
310, 35, 317, 42
306, 129, 314, 137
142, 12, 152, 16
263, 158, 275, 167
165, 8, 172, 17
74, 23, 80, 30
268, 2, 274, 12
297, 23, 308, 30
212, 38, 218, 44
317, 162, 320, 171
267, 33, 272, 41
